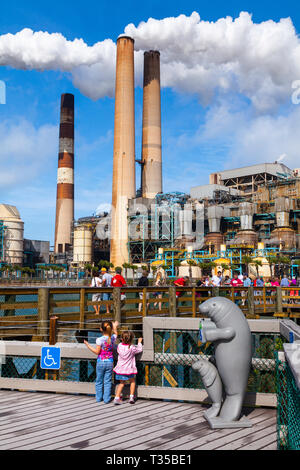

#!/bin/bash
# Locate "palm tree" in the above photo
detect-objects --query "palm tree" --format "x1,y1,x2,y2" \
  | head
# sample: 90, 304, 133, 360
277, 256, 291, 277
266, 255, 278, 277
253, 259, 262, 278
187, 259, 197, 279
131, 264, 138, 283
122, 262, 132, 280
242, 255, 252, 274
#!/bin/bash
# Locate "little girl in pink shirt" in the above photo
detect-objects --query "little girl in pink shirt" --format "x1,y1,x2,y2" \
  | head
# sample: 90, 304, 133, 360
113, 331, 143, 405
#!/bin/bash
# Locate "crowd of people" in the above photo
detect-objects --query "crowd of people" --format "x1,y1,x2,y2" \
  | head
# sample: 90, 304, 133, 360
191, 271, 299, 289
90, 265, 299, 313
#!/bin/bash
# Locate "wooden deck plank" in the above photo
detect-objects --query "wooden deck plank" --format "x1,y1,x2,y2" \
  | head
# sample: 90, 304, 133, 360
0, 391, 85, 411
38, 404, 199, 451
0, 391, 278, 451
0, 399, 154, 440
177, 410, 275, 450
236, 426, 277, 450
0, 393, 97, 419
124, 417, 208, 451
85, 406, 205, 451
1, 401, 185, 450
259, 440, 278, 450
149, 407, 267, 450
212, 419, 276, 450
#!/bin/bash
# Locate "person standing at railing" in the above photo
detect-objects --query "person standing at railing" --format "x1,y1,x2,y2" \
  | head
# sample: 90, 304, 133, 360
174, 276, 189, 300
241, 274, 251, 306
84, 321, 119, 404
153, 266, 166, 311
90, 271, 102, 315
212, 271, 222, 287
101, 267, 112, 314
289, 277, 298, 304
280, 275, 290, 287
113, 331, 143, 405
112, 267, 127, 306
137, 270, 149, 313
230, 272, 243, 305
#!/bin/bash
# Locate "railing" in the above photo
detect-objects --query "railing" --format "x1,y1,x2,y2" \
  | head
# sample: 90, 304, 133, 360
276, 340, 300, 450
0, 286, 299, 342
0, 318, 296, 410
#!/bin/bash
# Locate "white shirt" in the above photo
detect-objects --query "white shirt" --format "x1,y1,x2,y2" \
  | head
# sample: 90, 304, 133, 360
212, 275, 222, 287
91, 276, 102, 288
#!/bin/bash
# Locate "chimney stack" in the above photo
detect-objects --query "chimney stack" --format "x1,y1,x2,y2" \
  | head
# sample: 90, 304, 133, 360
54, 93, 74, 254
110, 36, 136, 267
141, 51, 162, 199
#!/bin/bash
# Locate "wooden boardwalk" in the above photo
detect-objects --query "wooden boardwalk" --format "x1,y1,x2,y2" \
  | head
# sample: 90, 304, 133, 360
0, 390, 277, 450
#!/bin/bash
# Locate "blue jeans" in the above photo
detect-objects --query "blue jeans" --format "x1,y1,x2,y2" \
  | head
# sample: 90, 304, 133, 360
95, 359, 113, 403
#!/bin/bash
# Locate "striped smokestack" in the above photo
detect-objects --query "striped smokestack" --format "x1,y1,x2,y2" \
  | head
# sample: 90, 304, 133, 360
54, 93, 74, 254
110, 36, 135, 267
142, 50, 162, 199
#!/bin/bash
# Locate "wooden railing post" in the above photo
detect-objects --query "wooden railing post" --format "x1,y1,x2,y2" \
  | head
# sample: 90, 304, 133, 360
49, 316, 58, 345
142, 288, 147, 316
4, 294, 16, 317
37, 288, 49, 342
276, 286, 283, 315
212, 287, 219, 298
79, 288, 86, 330
247, 286, 255, 316
192, 287, 196, 317
113, 287, 121, 324
169, 286, 177, 317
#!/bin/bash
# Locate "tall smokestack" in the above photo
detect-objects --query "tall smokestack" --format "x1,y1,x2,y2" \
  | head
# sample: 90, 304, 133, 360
142, 51, 162, 199
110, 36, 135, 267
54, 93, 74, 254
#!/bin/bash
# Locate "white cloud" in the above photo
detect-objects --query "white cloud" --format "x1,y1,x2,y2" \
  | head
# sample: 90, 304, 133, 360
0, 119, 57, 188
179, 100, 300, 172
1, 12, 300, 109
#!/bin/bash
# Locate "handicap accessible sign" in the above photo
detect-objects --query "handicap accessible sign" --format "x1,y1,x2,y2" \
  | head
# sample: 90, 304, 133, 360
41, 346, 61, 370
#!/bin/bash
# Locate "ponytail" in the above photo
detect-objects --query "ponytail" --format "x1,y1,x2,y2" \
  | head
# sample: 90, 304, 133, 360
101, 321, 113, 345
121, 330, 134, 349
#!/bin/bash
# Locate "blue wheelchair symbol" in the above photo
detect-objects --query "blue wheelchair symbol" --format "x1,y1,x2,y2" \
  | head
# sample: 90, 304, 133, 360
41, 347, 61, 370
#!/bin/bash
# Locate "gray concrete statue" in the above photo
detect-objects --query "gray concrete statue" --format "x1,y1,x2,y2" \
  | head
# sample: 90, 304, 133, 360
192, 297, 252, 429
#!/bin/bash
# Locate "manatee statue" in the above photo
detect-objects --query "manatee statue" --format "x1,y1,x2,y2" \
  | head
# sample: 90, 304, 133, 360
194, 296, 252, 428
192, 357, 223, 419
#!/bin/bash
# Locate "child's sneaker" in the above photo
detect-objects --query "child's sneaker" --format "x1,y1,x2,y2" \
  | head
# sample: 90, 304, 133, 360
114, 397, 122, 405
129, 395, 135, 404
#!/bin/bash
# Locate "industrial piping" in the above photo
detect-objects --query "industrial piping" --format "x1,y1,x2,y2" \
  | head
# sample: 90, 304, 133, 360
54, 93, 75, 254
141, 50, 162, 199
110, 36, 136, 267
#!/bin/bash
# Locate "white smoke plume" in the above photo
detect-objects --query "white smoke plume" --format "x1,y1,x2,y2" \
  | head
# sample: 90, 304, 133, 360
1, 12, 300, 110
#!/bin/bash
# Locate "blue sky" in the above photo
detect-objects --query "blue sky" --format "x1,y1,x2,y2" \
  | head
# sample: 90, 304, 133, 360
0, 0, 300, 246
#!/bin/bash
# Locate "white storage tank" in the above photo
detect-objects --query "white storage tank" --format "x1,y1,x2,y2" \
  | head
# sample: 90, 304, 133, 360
0, 204, 24, 265
73, 225, 93, 264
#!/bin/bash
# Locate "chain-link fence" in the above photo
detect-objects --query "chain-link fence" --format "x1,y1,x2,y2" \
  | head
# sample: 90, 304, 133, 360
276, 353, 300, 450
136, 329, 284, 394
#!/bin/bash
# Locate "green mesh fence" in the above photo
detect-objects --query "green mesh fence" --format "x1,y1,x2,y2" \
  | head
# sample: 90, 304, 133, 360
276, 353, 300, 450
136, 330, 284, 393
0, 356, 96, 383
0, 331, 288, 401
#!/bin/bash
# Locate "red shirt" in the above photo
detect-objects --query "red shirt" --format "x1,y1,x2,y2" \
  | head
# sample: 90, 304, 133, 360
174, 278, 186, 297
230, 278, 243, 287
112, 274, 126, 288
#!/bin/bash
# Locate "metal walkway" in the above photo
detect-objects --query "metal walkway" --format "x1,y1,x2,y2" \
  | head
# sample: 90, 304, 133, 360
0, 390, 277, 450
